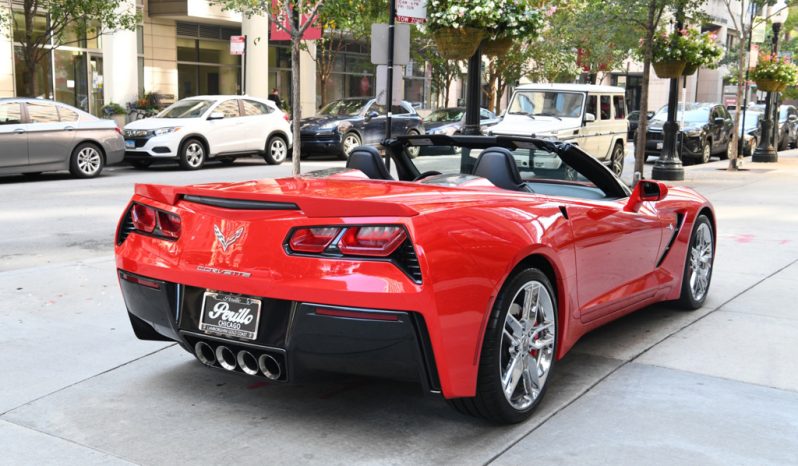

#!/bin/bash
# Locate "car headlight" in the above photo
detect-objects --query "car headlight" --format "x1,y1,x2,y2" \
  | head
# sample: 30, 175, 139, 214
319, 122, 340, 131
684, 128, 702, 137
152, 127, 181, 136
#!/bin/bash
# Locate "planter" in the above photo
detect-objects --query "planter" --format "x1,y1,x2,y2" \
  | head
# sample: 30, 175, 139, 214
482, 36, 513, 57
653, 60, 686, 79
683, 63, 699, 76
110, 114, 126, 128
755, 78, 787, 92
432, 27, 485, 60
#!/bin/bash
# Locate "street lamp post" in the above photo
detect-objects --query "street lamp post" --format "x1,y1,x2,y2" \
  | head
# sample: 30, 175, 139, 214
753, 3, 788, 163
652, 15, 686, 181
460, 46, 483, 173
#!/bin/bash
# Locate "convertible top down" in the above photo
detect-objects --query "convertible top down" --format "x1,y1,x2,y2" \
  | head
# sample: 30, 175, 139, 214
115, 134, 715, 424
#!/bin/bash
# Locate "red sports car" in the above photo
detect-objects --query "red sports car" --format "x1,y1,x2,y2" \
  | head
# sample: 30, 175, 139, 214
115, 135, 715, 424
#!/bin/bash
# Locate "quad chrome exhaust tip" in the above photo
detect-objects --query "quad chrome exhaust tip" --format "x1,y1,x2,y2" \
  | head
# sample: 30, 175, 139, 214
236, 350, 259, 376
258, 354, 282, 380
195, 341, 282, 380
215, 345, 237, 371
194, 341, 216, 366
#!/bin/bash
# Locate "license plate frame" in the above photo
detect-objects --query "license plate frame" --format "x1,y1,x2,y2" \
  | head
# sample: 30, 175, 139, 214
125, 140, 135, 149
199, 292, 261, 341
656, 141, 663, 150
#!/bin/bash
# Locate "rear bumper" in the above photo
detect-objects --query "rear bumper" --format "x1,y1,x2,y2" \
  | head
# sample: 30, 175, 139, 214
118, 269, 440, 391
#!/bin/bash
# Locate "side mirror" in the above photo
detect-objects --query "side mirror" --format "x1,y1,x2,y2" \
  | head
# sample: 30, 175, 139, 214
714, 117, 725, 125
365, 110, 379, 121
625, 180, 669, 212
584, 113, 596, 123
646, 111, 655, 119
208, 112, 225, 120
789, 114, 797, 121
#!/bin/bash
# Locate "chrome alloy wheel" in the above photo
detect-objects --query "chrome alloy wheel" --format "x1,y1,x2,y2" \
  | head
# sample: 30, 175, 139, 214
77, 146, 102, 176
269, 138, 287, 163
500, 280, 556, 411
185, 142, 204, 168
701, 142, 711, 163
342, 133, 360, 155
689, 222, 713, 302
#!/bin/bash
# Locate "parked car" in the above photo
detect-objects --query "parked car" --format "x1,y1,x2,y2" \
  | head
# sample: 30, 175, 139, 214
645, 103, 733, 164
739, 111, 763, 156
299, 98, 424, 159
424, 107, 501, 136
0, 98, 124, 178
628, 110, 654, 140
489, 84, 628, 177
123, 95, 292, 170
748, 104, 798, 150
115, 132, 715, 424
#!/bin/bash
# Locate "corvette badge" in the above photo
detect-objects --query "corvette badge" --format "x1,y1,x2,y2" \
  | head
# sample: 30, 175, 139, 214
214, 225, 244, 252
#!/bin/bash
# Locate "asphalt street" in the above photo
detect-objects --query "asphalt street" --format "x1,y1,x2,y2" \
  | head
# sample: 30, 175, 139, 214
2, 151, 798, 465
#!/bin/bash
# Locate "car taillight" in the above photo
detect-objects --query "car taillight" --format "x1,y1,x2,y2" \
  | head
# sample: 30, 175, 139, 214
289, 227, 341, 253
131, 204, 157, 233
338, 226, 407, 257
157, 211, 181, 239
283, 113, 290, 122
115, 127, 123, 135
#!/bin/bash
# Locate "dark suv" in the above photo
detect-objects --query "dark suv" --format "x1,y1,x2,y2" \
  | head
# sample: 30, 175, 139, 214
299, 98, 424, 159
748, 104, 798, 150
645, 103, 733, 164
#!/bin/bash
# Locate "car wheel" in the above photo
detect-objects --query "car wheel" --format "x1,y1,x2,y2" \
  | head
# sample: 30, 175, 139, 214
405, 131, 421, 159
69, 142, 104, 178
447, 268, 557, 424
179, 138, 205, 170
699, 139, 711, 164
609, 142, 624, 177
264, 135, 288, 165
675, 214, 714, 310
130, 160, 152, 169
339, 132, 361, 160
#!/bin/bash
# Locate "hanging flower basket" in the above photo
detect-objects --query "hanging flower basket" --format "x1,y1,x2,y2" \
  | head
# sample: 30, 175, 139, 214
432, 27, 485, 60
755, 78, 787, 92
683, 63, 699, 76
482, 36, 514, 57
652, 60, 686, 79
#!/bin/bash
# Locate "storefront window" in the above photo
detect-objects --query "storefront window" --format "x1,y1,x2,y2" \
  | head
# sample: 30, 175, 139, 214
14, 46, 53, 99
54, 49, 89, 112
177, 37, 241, 99
13, 12, 47, 43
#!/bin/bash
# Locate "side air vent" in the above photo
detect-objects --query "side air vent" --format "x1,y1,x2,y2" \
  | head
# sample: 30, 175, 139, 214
182, 195, 300, 211
392, 241, 422, 284
117, 207, 135, 245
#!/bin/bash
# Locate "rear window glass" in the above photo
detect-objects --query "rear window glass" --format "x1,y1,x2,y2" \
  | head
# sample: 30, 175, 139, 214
59, 107, 80, 122
613, 96, 626, 119
600, 95, 611, 120
27, 103, 60, 123
0, 103, 22, 125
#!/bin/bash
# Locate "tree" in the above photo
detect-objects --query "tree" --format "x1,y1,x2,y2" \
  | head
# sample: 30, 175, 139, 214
9, 0, 139, 98
413, 30, 463, 107
220, 0, 323, 175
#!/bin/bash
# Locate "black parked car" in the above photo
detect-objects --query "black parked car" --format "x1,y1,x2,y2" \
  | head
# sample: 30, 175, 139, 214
299, 98, 424, 159
748, 104, 798, 150
739, 111, 763, 156
627, 110, 653, 140
645, 103, 733, 164
424, 107, 501, 136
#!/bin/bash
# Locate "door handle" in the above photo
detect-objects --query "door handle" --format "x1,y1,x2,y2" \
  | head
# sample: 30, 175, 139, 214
14, 128, 25, 134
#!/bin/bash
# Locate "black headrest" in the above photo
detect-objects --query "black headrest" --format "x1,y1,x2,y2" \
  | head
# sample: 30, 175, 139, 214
346, 146, 393, 180
472, 147, 529, 192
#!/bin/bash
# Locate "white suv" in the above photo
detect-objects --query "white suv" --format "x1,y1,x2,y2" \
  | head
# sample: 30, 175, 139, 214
490, 84, 628, 177
123, 95, 292, 170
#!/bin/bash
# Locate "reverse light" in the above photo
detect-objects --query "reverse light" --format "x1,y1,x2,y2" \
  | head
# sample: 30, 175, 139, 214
338, 226, 407, 257
289, 227, 341, 253
131, 204, 157, 233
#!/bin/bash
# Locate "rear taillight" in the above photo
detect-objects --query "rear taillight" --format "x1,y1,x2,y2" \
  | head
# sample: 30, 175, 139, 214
283, 113, 290, 122
115, 127, 123, 135
338, 226, 406, 257
289, 227, 341, 253
127, 202, 181, 240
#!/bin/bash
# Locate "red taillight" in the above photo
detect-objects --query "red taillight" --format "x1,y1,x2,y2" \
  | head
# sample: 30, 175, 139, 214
283, 113, 290, 122
131, 204, 156, 233
338, 226, 406, 257
157, 211, 181, 239
289, 227, 341, 253
115, 127, 123, 135
315, 307, 400, 321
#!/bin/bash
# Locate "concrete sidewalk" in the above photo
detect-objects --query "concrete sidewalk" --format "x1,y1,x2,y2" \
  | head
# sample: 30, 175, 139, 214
2, 153, 798, 465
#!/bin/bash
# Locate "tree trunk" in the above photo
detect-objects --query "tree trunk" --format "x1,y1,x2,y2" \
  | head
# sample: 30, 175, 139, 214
291, 37, 302, 176
728, 9, 748, 170
634, 3, 658, 181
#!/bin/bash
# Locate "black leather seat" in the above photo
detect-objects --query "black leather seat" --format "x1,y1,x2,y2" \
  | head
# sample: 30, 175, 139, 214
472, 147, 533, 192
345, 146, 394, 180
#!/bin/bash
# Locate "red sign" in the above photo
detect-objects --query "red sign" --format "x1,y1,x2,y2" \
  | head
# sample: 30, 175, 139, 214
230, 35, 246, 55
396, 0, 427, 24
269, 4, 321, 41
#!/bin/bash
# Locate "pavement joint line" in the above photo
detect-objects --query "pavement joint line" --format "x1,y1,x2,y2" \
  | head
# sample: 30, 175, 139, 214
0, 419, 139, 466
484, 257, 798, 465
720, 307, 798, 323
0, 344, 176, 418
0, 255, 114, 276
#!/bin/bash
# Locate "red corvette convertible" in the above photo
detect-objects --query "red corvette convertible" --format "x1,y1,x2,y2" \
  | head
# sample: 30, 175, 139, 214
115, 135, 715, 424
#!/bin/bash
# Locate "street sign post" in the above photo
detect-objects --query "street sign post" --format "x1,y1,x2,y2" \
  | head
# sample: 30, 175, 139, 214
396, 0, 427, 24
376, 65, 405, 106
230, 35, 247, 95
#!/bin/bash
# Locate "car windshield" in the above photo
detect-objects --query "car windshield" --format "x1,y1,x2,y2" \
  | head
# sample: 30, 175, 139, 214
652, 105, 710, 124
740, 113, 762, 132
427, 109, 464, 122
157, 99, 214, 118
318, 99, 368, 117
507, 91, 584, 118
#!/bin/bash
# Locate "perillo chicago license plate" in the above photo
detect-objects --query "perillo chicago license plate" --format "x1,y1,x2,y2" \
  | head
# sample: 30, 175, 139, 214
199, 292, 261, 340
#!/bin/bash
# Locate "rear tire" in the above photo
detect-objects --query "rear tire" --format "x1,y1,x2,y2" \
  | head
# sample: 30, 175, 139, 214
264, 135, 288, 165
675, 214, 714, 310
405, 130, 421, 159
69, 142, 104, 178
447, 268, 557, 424
178, 138, 206, 170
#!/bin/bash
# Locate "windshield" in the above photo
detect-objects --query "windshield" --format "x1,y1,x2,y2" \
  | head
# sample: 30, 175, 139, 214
741, 113, 762, 131
318, 99, 368, 117
507, 91, 584, 118
157, 99, 214, 118
427, 109, 464, 122
652, 106, 710, 124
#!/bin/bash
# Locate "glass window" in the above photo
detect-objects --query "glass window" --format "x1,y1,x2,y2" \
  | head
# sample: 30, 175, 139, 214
585, 95, 597, 118
391, 104, 409, 115
13, 12, 47, 43
509, 91, 585, 119
54, 49, 89, 112
613, 95, 626, 119
0, 103, 23, 125
27, 103, 61, 123
427, 108, 464, 122
600, 95, 611, 120
158, 99, 214, 118
480, 109, 495, 120
58, 106, 80, 122
242, 99, 271, 115
177, 38, 198, 62
319, 99, 369, 116
14, 47, 53, 99
216, 99, 240, 118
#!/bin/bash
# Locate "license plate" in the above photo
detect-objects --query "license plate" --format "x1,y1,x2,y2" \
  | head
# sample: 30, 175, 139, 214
125, 140, 135, 148
656, 142, 663, 150
199, 292, 261, 341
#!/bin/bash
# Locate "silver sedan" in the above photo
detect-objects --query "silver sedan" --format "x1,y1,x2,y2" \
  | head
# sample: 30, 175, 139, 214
0, 98, 124, 178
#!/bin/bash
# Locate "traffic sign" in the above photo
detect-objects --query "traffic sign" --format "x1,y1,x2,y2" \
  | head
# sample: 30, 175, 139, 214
230, 36, 246, 55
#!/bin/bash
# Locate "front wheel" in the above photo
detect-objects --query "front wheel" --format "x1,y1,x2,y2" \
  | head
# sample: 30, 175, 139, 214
609, 142, 624, 177
69, 142, 104, 178
448, 268, 557, 424
675, 214, 714, 310
338, 132, 361, 160
264, 135, 288, 165
178, 138, 205, 170
405, 131, 421, 158
699, 139, 711, 164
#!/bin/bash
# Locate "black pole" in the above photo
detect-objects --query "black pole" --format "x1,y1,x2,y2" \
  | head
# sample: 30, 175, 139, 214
242, 35, 247, 95
461, 45, 482, 173
753, 21, 782, 162
385, 0, 396, 142
652, 15, 685, 181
